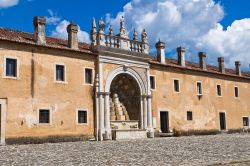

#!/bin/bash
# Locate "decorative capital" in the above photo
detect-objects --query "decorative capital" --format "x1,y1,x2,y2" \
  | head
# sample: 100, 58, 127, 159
123, 65, 129, 72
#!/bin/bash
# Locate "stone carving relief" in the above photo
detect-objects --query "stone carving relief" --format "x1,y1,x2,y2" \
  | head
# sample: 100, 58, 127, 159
110, 73, 141, 120
110, 94, 130, 121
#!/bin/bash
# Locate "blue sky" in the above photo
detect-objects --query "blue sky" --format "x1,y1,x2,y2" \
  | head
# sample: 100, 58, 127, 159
0, 0, 250, 70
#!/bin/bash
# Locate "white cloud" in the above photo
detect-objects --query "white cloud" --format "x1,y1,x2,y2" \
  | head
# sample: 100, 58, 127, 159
197, 19, 250, 68
0, 0, 19, 8
45, 9, 61, 25
106, 0, 250, 70
51, 20, 90, 43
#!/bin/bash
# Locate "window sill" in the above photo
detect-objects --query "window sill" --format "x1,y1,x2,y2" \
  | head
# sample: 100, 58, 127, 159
76, 123, 88, 126
2, 76, 20, 80
37, 123, 52, 126
197, 94, 203, 96
54, 81, 68, 84
83, 83, 94, 86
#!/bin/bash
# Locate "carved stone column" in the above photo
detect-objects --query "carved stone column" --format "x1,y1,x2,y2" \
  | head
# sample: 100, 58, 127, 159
98, 92, 104, 141
140, 96, 144, 129
147, 95, 154, 138
104, 92, 111, 129
104, 92, 111, 140
143, 95, 148, 129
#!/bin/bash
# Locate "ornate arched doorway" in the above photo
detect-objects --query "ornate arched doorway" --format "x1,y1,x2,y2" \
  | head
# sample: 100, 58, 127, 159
109, 73, 141, 126
96, 66, 154, 140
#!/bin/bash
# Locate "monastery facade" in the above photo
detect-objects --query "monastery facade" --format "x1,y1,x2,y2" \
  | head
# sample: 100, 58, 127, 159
0, 16, 249, 144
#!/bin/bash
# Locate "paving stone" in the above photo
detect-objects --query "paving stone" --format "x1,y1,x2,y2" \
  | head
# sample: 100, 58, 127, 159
0, 134, 250, 165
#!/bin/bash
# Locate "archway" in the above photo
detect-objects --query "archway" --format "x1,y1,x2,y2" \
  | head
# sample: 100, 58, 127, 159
110, 73, 141, 121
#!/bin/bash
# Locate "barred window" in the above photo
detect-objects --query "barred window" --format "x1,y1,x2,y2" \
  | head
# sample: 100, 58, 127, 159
39, 109, 50, 124
85, 68, 93, 84
187, 111, 193, 121
56, 65, 65, 81
6, 58, 17, 77
217, 84, 222, 96
243, 117, 249, 126
78, 110, 87, 124
234, 87, 239, 98
150, 76, 155, 90
197, 82, 202, 95
174, 80, 180, 92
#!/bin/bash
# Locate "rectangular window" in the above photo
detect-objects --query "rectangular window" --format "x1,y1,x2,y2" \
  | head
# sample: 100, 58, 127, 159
56, 65, 65, 82
243, 117, 249, 126
234, 86, 239, 98
39, 109, 50, 124
217, 84, 222, 96
197, 82, 202, 95
6, 58, 17, 77
78, 110, 87, 124
174, 80, 180, 92
150, 76, 155, 90
85, 68, 93, 84
187, 111, 193, 121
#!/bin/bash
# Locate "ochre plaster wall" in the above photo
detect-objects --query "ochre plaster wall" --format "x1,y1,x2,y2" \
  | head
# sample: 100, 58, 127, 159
150, 65, 250, 132
0, 41, 96, 139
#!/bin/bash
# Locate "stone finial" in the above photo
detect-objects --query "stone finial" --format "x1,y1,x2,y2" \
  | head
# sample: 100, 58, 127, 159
97, 18, 105, 46
177, 47, 185, 67
133, 29, 138, 41
199, 52, 207, 70
91, 17, 97, 46
119, 16, 128, 38
98, 18, 105, 33
218, 57, 225, 73
67, 22, 78, 49
235, 61, 241, 76
141, 29, 149, 54
155, 39, 165, 64
109, 23, 113, 35
33, 16, 46, 45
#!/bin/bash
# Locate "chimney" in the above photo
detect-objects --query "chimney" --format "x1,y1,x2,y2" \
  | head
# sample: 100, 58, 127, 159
155, 40, 165, 64
199, 52, 207, 70
218, 57, 225, 73
67, 22, 79, 49
33, 17, 46, 45
235, 61, 241, 76
177, 47, 185, 67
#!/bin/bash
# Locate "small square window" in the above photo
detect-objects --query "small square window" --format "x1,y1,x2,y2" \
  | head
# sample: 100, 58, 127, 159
85, 68, 93, 84
187, 111, 193, 121
56, 65, 65, 82
6, 58, 17, 77
234, 87, 239, 98
243, 117, 249, 126
39, 109, 50, 124
197, 82, 202, 95
150, 76, 155, 90
78, 110, 87, 124
174, 80, 180, 92
217, 85, 222, 96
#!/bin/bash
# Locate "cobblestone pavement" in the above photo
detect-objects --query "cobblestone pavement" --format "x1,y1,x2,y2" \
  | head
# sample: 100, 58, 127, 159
0, 134, 250, 166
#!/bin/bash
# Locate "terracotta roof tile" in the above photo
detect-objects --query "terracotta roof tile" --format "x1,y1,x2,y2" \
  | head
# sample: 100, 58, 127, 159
149, 56, 250, 78
0, 27, 249, 79
0, 27, 90, 52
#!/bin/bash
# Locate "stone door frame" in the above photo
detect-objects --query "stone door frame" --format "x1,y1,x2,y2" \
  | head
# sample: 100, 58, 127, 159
0, 99, 7, 145
96, 66, 154, 140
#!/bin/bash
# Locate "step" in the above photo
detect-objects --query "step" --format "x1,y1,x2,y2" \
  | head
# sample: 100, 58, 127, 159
112, 129, 147, 140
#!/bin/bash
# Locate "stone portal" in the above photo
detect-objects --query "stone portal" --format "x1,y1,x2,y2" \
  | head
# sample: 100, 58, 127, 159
110, 74, 141, 121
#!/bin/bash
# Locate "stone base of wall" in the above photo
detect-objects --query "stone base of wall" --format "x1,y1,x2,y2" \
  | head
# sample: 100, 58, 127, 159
172, 129, 220, 137
5, 135, 94, 145
170, 128, 250, 137
227, 128, 250, 134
